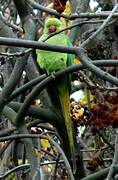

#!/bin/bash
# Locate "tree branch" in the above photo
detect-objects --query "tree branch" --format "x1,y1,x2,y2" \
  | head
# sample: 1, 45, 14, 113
0, 0, 36, 114
8, 102, 58, 124
76, 49, 118, 86
106, 129, 118, 180
29, 0, 118, 19
0, 134, 75, 180
81, 3, 118, 48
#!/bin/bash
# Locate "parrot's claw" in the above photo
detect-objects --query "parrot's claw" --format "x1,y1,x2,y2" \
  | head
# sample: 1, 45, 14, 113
51, 72, 56, 79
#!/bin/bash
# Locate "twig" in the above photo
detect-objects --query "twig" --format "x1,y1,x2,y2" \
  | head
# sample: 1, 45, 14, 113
78, 137, 93, 158
83, 158, 112, 162
37, 124, 55, 132
41, 148, 57, 159
95, 84, 118, 91
0, 140, 12, 156
96, 128, 114, 150
81, 4, 118, 48
81, 19, 114, 42
0, 13, 23, 33
0, 48, 32, 57
53, 154, 61, 180
46, 136, 74, 180
43, 20, 104, 42
41, 160, 64, 165
0, 164, 30, 179
78, 71, 95, 87
106, 129, 118, 180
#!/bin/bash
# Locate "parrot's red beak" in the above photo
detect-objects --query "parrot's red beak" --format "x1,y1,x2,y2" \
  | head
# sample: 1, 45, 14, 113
48, 25, 57, 33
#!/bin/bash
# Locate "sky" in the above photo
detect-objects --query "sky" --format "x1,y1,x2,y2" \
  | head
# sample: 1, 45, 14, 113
90, 0, 98, 10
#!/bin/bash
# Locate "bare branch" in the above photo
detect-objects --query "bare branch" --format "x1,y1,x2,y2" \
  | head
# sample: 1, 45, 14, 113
106, 129, 118, 180
81, 3, 118, 48
0, 134, 75, 180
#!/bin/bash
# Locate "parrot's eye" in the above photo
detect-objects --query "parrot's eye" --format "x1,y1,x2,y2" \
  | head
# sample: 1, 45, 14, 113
48, 25, 57, 33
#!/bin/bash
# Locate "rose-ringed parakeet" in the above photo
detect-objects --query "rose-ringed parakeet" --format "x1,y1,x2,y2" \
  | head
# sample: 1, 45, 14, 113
36, 18, 76, 172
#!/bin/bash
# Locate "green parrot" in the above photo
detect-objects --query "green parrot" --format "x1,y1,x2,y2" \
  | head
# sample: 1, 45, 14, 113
36, 18, 76, 172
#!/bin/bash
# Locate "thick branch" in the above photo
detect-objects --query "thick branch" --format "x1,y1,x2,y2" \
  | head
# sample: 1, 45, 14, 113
70, 0, 90, 43
13, 0, 30, 19
8, 102, 58, 124
0, 37, 76, 53
9, 74, 46, 102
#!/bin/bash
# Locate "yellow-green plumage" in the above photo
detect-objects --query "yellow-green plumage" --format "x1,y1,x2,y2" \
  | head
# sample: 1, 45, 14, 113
57, 80, 76, 172
36, 18, 76, 172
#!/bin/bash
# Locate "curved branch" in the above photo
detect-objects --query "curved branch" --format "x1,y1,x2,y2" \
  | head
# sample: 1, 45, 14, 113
7, 58, 118, 124
0, 160, 66, 179
82, 165, 118, 180
9, 74, 46, 102
0, 37, 117, 111
81, 4, 118, 48
8, 102, 58, 124
44, 20, 104, 42
9, 59, 118, 101
0, 164, 30, 179
76, 49, 118, 86
0, 134, 74, 180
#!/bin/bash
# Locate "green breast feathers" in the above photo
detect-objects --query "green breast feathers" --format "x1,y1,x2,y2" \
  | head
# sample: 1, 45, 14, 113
36, 34, 68, 73
36, 18, 74, 74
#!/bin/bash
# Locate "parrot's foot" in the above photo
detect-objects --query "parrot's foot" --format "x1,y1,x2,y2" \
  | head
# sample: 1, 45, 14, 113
51, 72, 56, 79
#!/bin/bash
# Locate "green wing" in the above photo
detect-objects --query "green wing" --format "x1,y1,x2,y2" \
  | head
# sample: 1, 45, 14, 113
67, 37, 75, 66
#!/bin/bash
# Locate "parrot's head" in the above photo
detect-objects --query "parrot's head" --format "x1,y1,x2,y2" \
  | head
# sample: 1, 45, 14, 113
44, 18, 63, 34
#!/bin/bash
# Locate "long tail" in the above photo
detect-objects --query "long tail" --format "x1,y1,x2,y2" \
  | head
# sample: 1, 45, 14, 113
58, 80, 76, 173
